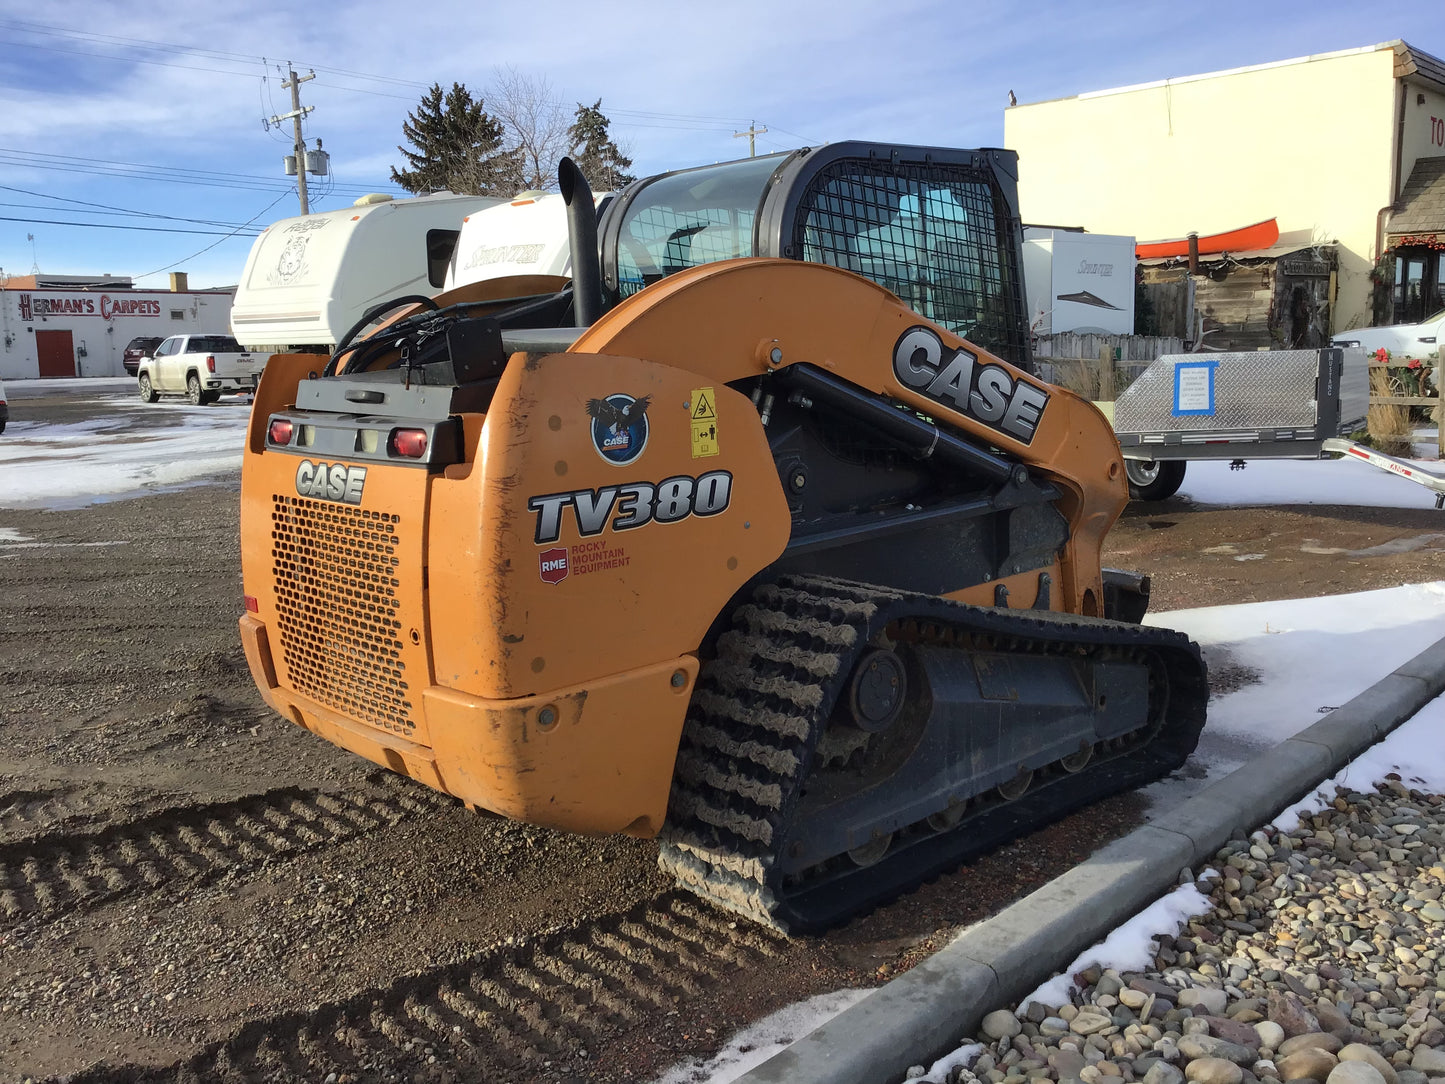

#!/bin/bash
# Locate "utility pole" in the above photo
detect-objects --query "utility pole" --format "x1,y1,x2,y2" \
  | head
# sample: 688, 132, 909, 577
272, 68, 316, 214
733, 121, 767, 158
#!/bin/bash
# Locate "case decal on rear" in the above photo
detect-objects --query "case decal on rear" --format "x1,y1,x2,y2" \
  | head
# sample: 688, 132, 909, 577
294, 460, 367, 504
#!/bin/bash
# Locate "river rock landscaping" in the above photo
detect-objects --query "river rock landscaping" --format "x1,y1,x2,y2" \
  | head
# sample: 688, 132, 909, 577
907, 775, 1445, 1084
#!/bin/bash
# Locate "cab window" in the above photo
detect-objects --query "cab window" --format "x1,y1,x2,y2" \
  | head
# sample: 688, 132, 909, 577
793, 160, 1024, 362
615, 154, 785, 298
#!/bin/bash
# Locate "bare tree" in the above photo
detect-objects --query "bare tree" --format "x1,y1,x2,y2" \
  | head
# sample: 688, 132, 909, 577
488, 66, 572, 192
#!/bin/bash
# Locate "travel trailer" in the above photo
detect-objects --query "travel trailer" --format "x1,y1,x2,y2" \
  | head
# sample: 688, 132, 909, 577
230, 192, 502, 351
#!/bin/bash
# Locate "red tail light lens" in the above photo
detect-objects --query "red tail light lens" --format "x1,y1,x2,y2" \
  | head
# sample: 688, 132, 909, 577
390, 428, 428, 458
268, 419, 294, 445
243, 595, 259, 613
206, 355, 216, 373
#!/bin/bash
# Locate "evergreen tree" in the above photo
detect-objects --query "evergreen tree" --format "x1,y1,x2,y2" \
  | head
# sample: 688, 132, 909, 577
391, 82, 516, 197
567, 100, 635, 191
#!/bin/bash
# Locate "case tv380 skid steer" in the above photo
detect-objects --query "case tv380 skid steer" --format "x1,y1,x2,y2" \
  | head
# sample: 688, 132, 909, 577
239, 143, 1209, 933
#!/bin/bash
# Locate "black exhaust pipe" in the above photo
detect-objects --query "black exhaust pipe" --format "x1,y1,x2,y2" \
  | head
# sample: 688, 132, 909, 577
558, 157, 603, 326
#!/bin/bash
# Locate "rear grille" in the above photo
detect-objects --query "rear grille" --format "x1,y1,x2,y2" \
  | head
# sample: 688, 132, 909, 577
270, 495, 414, 736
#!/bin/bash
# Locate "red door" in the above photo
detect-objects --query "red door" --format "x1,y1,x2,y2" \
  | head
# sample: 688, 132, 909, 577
36, 329, 75, 377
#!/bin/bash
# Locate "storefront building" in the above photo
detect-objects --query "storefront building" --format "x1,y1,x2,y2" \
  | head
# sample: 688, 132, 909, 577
1004, 40, 1445, 334
1386, 155, 1445, 323
0, 273, 234, 380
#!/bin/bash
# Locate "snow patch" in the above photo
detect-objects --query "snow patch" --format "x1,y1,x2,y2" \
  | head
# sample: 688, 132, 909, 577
1178, 455, 1442, 510
1273, 693, 1445, 829
0, 401, 251, 510
914, 1042, 985, 1083
648, 988, 872, 1084
1149, 583, 1445, 752
1018, 877, 1217, 1013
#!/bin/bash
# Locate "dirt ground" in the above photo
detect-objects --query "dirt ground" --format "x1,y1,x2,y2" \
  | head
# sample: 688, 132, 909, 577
2, 396, 1443, 1083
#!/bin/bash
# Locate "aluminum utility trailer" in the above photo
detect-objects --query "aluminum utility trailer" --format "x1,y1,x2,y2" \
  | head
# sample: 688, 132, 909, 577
1112, 347, 1369, 499
1112, 346, 1445, 505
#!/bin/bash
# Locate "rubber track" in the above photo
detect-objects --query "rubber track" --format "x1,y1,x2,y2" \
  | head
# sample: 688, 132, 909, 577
58, 892, 786, 1083
0, 780, 452, 926
658, 573, 1208, 932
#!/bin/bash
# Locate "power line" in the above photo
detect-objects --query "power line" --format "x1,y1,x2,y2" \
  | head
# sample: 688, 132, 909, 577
0, 215, 260, 237
133, 191, 291, 281
0, 201, 258, 230
764, 125, 823, 145
0, 183, 259, 229
0, 147, 396, 197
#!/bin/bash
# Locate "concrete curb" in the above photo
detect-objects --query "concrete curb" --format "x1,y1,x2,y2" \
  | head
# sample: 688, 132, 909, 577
735, 634, 1445, 1084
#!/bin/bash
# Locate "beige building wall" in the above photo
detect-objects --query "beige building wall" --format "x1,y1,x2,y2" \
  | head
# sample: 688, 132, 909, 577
1400, 80, 1445, 184
1004, 46, 1401, 332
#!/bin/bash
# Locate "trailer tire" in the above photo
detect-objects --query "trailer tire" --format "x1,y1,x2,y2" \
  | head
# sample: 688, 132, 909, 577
1125, 458, 1186, 501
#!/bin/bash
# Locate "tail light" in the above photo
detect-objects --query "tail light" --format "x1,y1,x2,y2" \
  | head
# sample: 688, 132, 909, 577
268, 418, 294, 445
243, 595, 259, 613
206, 355, 216, 373
389, 428, 428, 458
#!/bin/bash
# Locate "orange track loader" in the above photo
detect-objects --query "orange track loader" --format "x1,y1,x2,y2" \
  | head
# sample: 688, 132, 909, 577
239, 143, 1207, 931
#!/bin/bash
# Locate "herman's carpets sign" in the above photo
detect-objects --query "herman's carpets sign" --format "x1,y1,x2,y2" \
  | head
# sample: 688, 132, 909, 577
17, 294, 165, 321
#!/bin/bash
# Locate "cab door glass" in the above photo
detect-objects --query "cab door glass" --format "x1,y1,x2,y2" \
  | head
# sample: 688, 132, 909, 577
793, 161, 1023, 364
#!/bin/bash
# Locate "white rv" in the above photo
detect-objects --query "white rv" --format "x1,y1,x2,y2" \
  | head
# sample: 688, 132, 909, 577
1021, 228, 1136, 336
231, 191, 502, 351
444, 191, 613, 291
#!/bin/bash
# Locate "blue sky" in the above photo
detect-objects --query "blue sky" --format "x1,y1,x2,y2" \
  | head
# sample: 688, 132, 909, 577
1, 1, 1441, 289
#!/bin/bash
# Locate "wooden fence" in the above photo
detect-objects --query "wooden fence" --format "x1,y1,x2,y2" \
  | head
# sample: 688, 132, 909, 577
1369, 360, 1441, 457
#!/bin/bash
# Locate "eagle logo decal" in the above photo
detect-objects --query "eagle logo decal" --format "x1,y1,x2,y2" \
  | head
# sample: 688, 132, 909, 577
587, 393, 652, 465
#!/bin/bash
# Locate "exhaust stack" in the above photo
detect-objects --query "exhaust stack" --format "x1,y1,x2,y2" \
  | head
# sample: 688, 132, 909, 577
558, 157, 603, 326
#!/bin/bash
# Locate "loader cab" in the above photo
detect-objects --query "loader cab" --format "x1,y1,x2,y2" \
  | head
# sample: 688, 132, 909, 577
597, 141, 1032, 370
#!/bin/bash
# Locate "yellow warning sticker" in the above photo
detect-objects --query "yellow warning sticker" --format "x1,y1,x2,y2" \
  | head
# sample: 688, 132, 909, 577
690, 387, 719, 458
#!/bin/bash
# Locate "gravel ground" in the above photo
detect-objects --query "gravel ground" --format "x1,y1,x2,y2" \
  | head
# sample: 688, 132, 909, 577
5, 390, 1445, 1082
904, 777, 1445, 1084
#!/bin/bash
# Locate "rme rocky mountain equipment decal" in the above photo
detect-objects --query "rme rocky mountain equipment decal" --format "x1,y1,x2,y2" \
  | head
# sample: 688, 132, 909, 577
892, 326, 1049, 445
295, 460, 367, 505
538, 542, 631, 585
587, 393, 651, 466
528, 471, 733, 546
539, 547, 569, 584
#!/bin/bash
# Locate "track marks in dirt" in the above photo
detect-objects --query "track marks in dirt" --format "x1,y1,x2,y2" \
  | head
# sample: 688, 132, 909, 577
0, 781, 453, 926
0, 785, 112, 841
68, 893, 785, 1083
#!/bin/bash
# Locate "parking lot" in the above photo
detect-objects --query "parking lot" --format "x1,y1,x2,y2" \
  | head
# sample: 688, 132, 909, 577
3, 382, 1445, 1082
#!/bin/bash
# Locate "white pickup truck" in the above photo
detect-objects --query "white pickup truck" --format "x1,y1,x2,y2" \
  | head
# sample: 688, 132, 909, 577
137, 334, 271, 405
1332, 308, 1444, 361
